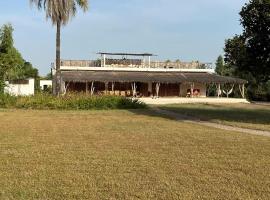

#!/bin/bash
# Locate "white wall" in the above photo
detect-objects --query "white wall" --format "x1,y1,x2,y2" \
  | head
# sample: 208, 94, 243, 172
40, 80, 52, 90
4, 78, 35, 96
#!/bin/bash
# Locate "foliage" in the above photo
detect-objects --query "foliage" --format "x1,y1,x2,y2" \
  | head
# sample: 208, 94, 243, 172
44, 72, 52, 80
224, 0, 270, 101
215, 55, 234, 76
30, 0, 89, 26
30, 0, 89, 95
0, 24, 39, 93
0, 93, 147, 110
0, 24, 23, 92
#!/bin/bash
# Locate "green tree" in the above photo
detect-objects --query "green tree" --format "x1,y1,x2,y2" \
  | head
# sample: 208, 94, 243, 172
215, 55, 234, 76
224, 0, 270, 101
30, 0, 89, 95
0, 24, 24, 93
0, 23, 40, 94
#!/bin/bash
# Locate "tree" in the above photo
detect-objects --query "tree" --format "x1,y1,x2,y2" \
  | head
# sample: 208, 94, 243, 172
215, 55, 234, 77
30, 0, 89, 95
0, 23, 40, 94
224, 0, 270, 101
0, 24, 24, 93
215, 55, 224, 75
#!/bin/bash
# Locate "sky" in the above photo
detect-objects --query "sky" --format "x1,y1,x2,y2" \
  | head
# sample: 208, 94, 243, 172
0, 0, 248, 75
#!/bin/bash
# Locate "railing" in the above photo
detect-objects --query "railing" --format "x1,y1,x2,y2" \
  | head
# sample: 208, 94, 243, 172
59, 60, 213, 69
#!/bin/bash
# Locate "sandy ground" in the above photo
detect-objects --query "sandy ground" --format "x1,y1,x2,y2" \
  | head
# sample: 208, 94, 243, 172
139, 97, 249, 105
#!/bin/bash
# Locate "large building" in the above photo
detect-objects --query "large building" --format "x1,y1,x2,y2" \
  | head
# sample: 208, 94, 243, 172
53, 53, 247, 98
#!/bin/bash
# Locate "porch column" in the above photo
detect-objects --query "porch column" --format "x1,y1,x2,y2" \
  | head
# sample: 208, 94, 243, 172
148, 82, 152, 97
239, 84, 245, 99
179, 83, 181, 97
105, 82, 108, 95
111, 82, 115, 95
148, 56, 151, 68
103, 54, 106, 67
86, 82, 89, 94
217, 83, 221, 98
131, 82, 137, 97
90, 82, 95, 96
190, 83, 194, 98
156, 83, 161, 98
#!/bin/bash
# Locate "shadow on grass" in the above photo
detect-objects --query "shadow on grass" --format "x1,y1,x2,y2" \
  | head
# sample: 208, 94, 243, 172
157, 104, 270, 125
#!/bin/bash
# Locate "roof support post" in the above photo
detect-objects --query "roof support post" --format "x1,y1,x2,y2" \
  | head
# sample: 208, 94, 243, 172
148, 56, 151, 68
103, 54, 106, 67
179, 83, 181, 97
86, 82, 89, 94
190, 83, 194, 98
105, 82, 108, 95
239, 84, 245, 99
156, 83, 161, 98
90, 81, 95, 96
217, 83, 221, 98
111, 82, 115, 95
131, 82, 137, 97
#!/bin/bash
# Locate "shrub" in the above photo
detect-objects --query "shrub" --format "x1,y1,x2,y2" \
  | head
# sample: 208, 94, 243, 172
0, 93, 147, 110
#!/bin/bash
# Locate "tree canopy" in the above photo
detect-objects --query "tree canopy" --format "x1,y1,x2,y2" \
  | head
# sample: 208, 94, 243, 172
224, 0, 270, 101
0, 23, 39, 93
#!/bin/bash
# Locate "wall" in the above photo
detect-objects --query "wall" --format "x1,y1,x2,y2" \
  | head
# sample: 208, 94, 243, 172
4, 78, 35, 96
40, 80, 52, 90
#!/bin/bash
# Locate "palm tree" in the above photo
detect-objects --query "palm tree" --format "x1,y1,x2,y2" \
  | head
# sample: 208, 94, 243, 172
30, 0, 89, 95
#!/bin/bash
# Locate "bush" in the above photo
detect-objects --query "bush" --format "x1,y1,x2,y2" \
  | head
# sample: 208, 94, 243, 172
0, 93, 147, 110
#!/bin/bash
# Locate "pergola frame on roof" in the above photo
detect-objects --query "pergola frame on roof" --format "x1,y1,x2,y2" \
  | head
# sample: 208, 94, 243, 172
97, 52, 156, 68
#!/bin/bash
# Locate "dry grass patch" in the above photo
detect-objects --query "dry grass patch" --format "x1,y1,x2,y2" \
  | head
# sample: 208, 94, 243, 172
0, 109, 270, 199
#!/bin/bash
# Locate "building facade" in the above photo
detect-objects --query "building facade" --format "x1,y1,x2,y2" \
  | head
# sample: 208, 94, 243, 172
53, 53, 247, 98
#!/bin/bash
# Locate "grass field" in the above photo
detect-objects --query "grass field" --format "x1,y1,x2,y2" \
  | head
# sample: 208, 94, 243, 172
0, 109, 270, 199
159, 103, 270, 131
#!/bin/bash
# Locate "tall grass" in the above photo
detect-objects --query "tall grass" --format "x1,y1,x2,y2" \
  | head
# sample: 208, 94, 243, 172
0, 93, 147, 110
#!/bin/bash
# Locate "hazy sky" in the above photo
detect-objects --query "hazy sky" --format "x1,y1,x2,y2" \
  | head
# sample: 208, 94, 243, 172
0, 0, 248, 75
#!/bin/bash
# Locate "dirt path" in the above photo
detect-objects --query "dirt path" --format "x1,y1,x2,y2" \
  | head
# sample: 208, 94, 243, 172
152, 108, 270, 137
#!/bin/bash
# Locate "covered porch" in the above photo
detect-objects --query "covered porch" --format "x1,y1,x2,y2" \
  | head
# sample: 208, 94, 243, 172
60, 71, 247, 98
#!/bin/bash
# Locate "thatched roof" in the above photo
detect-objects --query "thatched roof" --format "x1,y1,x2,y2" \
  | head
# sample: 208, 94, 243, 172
61, 71, 247, 84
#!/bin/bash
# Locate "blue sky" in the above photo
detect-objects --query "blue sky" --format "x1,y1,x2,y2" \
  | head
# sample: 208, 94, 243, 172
0, 0, 248, 75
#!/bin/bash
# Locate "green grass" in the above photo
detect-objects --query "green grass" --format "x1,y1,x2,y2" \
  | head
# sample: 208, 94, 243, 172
159, 103, 270, 131
0, 109, 270, 199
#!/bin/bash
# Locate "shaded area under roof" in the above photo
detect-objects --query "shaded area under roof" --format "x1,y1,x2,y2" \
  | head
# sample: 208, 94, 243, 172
97, 52, 155, 57
61, 71, 247, 84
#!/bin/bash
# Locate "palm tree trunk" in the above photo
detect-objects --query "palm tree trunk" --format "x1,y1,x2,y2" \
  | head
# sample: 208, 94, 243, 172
55, 20, 61, 96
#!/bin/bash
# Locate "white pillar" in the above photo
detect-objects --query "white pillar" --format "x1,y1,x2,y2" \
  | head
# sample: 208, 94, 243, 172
112, 82, 115, 95
86, 82, 89, 94
103, 54, 106, 67
242, 84, 245, 99
148, 82, 152, 96
131, 82, 137, 97
148, 56, 151, 68
190, 83, 194, 98
217, 83, 221, 98
90, 82, 95, 96
156, 83, 160, 98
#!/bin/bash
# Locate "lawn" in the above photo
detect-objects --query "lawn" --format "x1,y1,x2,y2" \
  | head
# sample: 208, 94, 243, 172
0, 109, 270, 199
159, 103, 270, 131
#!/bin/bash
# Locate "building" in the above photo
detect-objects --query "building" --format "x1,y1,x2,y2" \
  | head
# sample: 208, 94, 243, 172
4, 78, 35, 96
40, 80, 52, 91
53, 53, 247, 98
